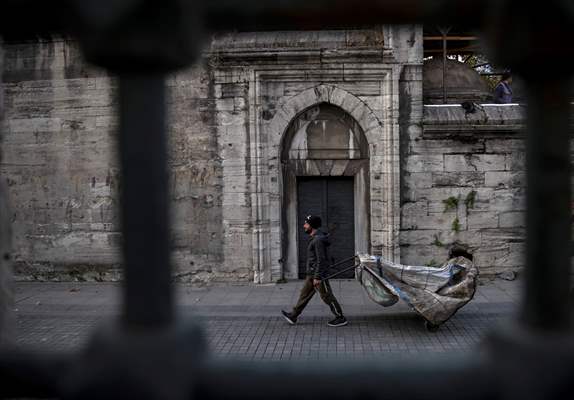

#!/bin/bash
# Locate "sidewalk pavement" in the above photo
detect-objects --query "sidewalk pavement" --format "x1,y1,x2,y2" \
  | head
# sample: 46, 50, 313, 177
11, 278, 521, 360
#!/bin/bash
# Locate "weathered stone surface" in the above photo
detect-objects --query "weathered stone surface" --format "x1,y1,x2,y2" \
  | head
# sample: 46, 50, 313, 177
485, 138, 526, 153
409, 138, 485, 155
444, 154, 507, 172
423, 104, 526, 132
432, 172, 485, 187
1, 27, 536, 282
402, 97, 530, 276
481, 229, 525, 246
405, 155, 444, 172
484, 171, 525, 188
400, 244, 448, 268
499, 211, 526, 228
467, 211, 499, 229
402, 210, 458, 231
497, 270, 517, 281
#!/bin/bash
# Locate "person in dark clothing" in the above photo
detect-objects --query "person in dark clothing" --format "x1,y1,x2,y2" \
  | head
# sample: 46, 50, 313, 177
281, 215, 348, 327
493, 71, 513, 104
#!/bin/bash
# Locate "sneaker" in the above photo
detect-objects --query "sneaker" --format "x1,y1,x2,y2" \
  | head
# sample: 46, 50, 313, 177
327, 316, 348, 327
281, 310, 297, 325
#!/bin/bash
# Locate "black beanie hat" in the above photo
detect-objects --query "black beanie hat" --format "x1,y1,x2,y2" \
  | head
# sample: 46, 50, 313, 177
305, 215, 322, 229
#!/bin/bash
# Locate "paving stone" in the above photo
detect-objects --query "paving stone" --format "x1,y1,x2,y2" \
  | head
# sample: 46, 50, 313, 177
13, 280, 520, 360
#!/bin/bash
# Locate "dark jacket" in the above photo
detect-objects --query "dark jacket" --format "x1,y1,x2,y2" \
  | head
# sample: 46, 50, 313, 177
494, 81, 512, 104
306, 230, 331, 280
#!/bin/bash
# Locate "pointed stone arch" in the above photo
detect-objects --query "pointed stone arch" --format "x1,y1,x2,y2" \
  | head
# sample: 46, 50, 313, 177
269, 85, 385, 151
249, 83, 400, 282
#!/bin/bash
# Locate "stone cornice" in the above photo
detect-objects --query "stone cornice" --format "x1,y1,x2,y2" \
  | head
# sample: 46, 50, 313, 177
423, 104, 527, 134
205, 47, 395, 65
205, 29, 396, 64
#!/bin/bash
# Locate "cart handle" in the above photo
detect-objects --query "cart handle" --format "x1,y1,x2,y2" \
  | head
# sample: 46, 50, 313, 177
323, 259, 360, 280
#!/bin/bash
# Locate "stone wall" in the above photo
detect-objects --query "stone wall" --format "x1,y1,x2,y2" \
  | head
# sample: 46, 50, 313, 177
1, 27, 534, 282
402, 104, 527, 275
1, 38, 228, 282
2, 39, 122, 281
208, 27, 421, 281
1, 28, 421, 283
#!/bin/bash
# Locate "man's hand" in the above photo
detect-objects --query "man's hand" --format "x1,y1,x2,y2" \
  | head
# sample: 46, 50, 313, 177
313, 279, 321, 288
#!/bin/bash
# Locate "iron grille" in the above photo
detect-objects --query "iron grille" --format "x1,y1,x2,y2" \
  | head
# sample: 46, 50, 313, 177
1, 1, 573, 399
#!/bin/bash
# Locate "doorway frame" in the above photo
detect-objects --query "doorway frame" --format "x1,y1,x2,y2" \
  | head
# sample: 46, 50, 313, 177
251, 80, 401, 283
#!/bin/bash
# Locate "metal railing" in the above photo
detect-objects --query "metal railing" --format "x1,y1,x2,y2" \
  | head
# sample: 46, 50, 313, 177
1, 0, 573, 399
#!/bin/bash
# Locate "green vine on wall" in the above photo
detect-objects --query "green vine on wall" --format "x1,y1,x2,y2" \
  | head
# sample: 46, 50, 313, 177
432, 233, 444, 247
451, 217, 461, 233
465, 190, 477, 209
442, 196, 459, 212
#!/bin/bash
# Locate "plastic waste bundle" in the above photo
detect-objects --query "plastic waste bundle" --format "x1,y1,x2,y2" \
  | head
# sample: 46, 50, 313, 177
355, 254, 478, 330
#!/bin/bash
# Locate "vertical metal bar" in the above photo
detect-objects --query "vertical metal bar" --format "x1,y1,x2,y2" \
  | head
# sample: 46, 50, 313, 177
442, 33, 447, 103
437, 26, 450, 104
118, 74, 173, 327
0, 37, 15, 345
522, 79, 572, 331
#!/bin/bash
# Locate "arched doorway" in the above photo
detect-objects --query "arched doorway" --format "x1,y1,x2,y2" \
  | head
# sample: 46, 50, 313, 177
281, 103, 370, 279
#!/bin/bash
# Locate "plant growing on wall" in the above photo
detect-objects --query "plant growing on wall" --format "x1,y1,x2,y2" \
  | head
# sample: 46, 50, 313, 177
465, 190, 477, 210
452, 217, 461, 233
432, 233, 444, 247
442, 195, 463, 233
442, 196, 459, 212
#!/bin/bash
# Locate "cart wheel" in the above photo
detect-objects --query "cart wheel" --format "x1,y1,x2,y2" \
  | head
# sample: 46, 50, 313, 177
425, 321, 440, 332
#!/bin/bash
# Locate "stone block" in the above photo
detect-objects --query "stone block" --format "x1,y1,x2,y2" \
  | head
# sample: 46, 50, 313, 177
405, 155, 444, 172
464, 188, 525, 212
403, 211, 458, 231
418, 187, 467, 202
473, 246, 509, 267
400, 245, 447, 267
8, 117, 61, 133
485, 138, 526, 153
399, 229, 442, 246
499, 211, 526, 228
444, 154, 507, 172
409, 139, 485, 155
484, 171, 525, 188
216, 98, 236, 112
404, 172, 433, 192
496, 242, 526, 267
432, 172, 485, 187
506, 152, 526, 170
489, 188, 527, 212
481, 229, 525, 247
467, 211, 499, 229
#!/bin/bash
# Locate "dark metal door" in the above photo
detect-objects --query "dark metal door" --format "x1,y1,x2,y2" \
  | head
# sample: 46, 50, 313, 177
297, 177, 355, 279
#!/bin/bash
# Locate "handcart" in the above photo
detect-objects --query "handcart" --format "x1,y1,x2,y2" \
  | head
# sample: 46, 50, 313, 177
324, 254, 479, 331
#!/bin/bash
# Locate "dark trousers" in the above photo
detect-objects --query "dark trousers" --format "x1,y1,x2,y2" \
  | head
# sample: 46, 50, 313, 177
292, 276, 344, 318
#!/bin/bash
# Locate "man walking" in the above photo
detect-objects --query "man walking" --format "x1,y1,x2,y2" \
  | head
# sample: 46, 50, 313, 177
282, 215, 348, 327
493, 71, 513, 104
